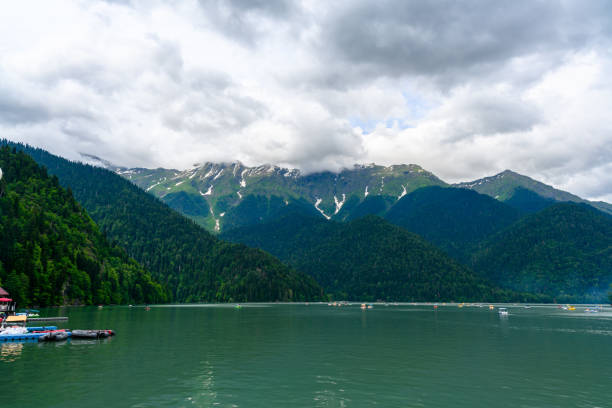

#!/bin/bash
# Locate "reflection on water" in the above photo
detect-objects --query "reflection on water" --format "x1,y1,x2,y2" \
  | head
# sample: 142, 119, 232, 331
1, 342, 23, 362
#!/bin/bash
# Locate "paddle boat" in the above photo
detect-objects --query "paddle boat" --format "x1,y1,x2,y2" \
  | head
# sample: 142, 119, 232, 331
585, 306, 602, 313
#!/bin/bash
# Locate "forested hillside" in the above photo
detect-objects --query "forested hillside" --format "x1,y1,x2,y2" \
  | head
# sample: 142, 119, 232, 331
222, 213, 535, 302
221, 194, 321, 231
471, 203, 612, 302
503, 187, 557, 213
0, 147, 167, 306
385, 186, 522, 260
1, 140, 324, 303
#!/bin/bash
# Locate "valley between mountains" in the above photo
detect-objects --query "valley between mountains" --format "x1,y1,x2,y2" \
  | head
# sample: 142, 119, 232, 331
2, 139, 611, 305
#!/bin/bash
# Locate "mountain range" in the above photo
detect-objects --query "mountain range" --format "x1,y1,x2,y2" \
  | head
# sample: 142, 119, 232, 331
101, 158, 611, 233
107, 154, 611, 303
2, 140, 611, 304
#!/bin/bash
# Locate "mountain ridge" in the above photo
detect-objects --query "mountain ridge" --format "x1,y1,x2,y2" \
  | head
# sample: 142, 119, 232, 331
113, 160, 447, 231
453, 169, 612, 215
112, 159, 611, 231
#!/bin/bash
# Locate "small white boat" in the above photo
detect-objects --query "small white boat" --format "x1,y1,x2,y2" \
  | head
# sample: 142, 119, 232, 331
498, 307, 508, 316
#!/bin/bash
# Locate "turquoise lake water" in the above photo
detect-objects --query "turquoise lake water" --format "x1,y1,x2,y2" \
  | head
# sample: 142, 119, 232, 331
2, 303, 611, 407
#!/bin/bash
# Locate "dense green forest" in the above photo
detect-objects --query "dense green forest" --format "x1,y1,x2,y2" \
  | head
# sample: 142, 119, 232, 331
503, 187, 557, 213
0, 147, 167, 306
337, 195, 396, 221
1, 140, 323, 302
471, 203, 612, 303
385, 186, 522, 261
222, 213, 540, 302
221, 194, 321, 231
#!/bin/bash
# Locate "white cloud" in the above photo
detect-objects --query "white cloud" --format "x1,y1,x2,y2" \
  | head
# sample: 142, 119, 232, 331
1, 0, 611, 201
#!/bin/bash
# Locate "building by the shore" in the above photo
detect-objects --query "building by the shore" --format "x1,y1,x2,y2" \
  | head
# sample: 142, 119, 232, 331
0, 287, 15, 317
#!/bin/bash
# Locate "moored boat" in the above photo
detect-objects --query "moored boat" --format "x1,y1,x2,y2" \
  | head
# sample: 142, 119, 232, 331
71, 329, 115, 339
38, 330, 70, 342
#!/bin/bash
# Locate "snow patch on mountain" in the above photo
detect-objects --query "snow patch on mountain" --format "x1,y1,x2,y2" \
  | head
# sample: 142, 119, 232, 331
175, 180, 184, 186
202, 185, 213, 196
213, 169, 224, 180
209, 207, 220, 231
204, 168, 215, 178
398, 185, 407, 200
146, 182, 162, 192
240, 169, 248, 187
237, 191, 242, 199
380, 177, 385, 192
334, 194, 346, 214
314, 198, 331, 220
364, 186, 369, 197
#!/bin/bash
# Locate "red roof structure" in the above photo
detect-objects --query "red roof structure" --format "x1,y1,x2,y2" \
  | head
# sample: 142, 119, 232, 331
0, 287, 8, 297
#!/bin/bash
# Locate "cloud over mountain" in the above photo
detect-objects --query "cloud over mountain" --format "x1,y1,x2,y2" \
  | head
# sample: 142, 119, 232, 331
1, 0, 611, 200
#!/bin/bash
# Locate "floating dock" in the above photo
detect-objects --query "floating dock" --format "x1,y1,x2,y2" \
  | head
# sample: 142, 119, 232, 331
27, 317, 69, 322
26, 326, 57, 332
0, 333, 46, 342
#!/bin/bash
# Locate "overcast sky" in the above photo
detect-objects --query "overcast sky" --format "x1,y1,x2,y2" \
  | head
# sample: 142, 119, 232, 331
1, 0, 612, 201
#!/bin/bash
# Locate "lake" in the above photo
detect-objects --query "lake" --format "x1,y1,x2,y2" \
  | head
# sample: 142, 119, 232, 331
2, 303, 611, 407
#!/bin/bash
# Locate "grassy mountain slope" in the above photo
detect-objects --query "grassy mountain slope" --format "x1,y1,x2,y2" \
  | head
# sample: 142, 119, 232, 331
0, 147, 167, 307
2, 140, 324, 303
117, 162, 446, 231
454, 170, 612, 215
222, 213, 526, 302
385, 186, 523, 260
471, 202, 612, 302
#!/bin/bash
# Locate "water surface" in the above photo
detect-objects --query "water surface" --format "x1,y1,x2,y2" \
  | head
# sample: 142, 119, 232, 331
2, 304, 611, 407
